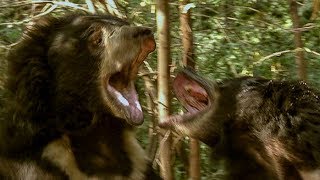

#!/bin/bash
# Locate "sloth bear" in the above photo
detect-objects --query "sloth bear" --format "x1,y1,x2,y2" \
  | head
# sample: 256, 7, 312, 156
161, 68, 320, 180
0, 14, 160, 179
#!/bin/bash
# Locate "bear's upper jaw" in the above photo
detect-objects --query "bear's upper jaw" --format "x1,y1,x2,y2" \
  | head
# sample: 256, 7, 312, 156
161, 69, 212, 126
129, 30, 156, 80
175, 71, 210, 112
104, 30, 155, 126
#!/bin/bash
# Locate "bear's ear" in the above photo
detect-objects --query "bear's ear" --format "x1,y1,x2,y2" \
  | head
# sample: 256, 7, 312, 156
21, 16, 57, 42
87, 28, 104, 52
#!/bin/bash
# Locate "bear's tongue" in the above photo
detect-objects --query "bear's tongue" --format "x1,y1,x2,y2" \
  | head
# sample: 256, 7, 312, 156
107, 84, 143, 125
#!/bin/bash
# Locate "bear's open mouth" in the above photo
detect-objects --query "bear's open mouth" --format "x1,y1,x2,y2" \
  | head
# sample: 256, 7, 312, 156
165, 69, 212, 124
107, 68, 143, 126
105, 34, 155, 126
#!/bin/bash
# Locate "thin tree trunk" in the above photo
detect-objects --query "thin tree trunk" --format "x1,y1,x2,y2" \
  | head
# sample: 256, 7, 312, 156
223, 0, 239, 77
156, 0, 174, 179
288, 0, 307, 81
180, 0, 195, 68
175, 140, 189, 172
311, 0, 320, 20
223, 0, 234, 28
141, 67, 159, 162
188, 139, 200, 179
179, 1, 200, 179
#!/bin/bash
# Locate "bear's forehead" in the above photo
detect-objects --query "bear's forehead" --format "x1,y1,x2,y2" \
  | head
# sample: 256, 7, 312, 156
70, 15, 129, 27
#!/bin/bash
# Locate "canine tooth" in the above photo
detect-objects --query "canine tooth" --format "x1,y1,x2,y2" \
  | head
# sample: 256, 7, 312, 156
114, 91, 129, 106
135, 101, 142, 111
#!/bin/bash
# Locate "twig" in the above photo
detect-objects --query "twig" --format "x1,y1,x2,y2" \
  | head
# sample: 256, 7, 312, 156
254, 48, 320, 66
0, 1, 90, 26
304, 48, 320, 56
254, 50, 292, 65
138, 71, 157, 77
103, 0, 125, 18
37, 1, 89, 12
153, 130, 171, 168
0, 4, 58, 26
0, 42, 18, 50
143, 61, 155, 73
85, 0, 96, 14
0, 1, 31, 8
290, 23, 316, 32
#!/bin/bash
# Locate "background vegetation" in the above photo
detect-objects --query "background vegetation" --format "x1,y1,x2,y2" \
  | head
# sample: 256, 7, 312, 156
1, 0, 319, 179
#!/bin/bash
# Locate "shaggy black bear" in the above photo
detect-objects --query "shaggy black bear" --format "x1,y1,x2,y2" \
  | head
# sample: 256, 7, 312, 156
161, 68, 320, 180
0, 14, 160, 179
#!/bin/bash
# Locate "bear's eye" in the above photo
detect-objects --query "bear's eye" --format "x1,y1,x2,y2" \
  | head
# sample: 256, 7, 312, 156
93, 37, 102, 45
90, 30, 103, 46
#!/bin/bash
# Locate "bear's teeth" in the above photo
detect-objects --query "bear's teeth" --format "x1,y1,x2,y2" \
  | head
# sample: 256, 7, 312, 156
114, 91, 129, 106
135, 101, 142, 111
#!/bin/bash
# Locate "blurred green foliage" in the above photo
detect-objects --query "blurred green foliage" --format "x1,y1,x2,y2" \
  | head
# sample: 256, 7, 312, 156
1, 0, 320, 179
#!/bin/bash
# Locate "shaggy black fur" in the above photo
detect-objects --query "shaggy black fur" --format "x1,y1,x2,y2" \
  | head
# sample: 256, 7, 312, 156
162, 68, 320, 180
0, 13, 160, 179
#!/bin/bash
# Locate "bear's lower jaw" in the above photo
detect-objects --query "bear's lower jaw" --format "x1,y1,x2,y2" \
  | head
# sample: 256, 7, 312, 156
106, 82, 143, 126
